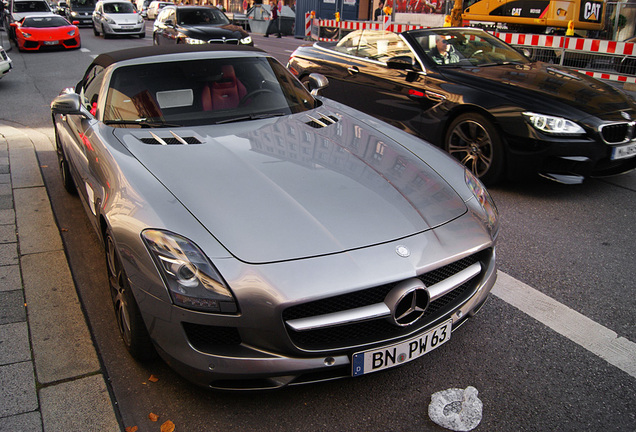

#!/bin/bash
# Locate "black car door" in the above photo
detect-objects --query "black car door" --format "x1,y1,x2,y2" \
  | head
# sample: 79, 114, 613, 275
316, 30, 441, 140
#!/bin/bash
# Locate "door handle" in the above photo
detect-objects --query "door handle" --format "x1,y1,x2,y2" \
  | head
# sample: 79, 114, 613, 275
347, 66, 360, 75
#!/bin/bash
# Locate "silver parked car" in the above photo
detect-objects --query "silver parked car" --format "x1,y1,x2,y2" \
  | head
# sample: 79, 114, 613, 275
92, 0, 145, 38
51, 44, 498, 390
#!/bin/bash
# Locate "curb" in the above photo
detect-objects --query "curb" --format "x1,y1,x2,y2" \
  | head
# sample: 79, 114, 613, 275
0, 123, 120, 431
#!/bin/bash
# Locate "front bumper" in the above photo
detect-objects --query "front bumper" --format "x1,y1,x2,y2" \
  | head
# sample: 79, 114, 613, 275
102, 22, 145, 36
18, 37, 80, 51
128, 217, 497, 390
502, 125, 636, 182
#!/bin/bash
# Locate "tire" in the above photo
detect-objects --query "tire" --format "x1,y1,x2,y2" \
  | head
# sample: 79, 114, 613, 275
105, 231, 156, 362
153, 34, 159, 45
444, 112, 504, 185
93, 24, 99, 36
139, 31, 145, 38
54, 125, 77, 195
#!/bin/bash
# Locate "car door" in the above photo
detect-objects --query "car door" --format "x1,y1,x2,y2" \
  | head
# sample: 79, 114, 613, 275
61, 64, 106, 221
154, 7, 177, 44
317, 30, 439, 140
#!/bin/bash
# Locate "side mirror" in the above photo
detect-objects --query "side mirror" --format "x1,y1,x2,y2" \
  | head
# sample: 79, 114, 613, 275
51, 93, 92, 118
386, 55, 416, 70
307, 73, 328, 96
10, 22, 17, 28
164, 18, 174, 26
72, 20, 79, 24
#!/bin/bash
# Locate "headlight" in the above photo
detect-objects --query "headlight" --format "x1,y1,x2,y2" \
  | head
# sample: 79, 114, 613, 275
70, 11, 78, 16
105, 15, 116, 24
22, 31, 32, 38
240, 35, 252, 45
464, 169, 499, 238
523, 112, 585, 135
185, 37, 206, 44
142, 229, 238, 313
68, 29, 76, 36
137, 15, 143, 23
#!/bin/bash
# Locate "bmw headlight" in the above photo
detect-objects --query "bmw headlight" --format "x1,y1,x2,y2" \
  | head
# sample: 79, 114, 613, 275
523, 112, 585, 135
240, 35, 252, 45
465, 170, 499, 238
142, 229, 237, 313
185, 37, 206, 44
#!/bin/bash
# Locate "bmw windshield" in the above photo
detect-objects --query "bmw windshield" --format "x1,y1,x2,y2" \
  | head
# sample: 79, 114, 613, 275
412, 29, 531, 67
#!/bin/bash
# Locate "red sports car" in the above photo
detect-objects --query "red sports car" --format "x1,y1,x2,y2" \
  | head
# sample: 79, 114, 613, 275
10, 15, 81, 51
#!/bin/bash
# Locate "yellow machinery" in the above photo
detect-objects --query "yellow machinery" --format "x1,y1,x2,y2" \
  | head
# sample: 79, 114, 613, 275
451, 0, 605, 32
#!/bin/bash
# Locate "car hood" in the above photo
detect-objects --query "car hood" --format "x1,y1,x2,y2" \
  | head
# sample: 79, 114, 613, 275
106, 13, 140, 24
178, 24, 247, 40
113, 110, 467, 263
439, 62, 635, 119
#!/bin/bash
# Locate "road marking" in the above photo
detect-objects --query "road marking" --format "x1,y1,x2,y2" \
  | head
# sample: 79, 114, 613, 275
80, 48, 91, 53
493, 271, 636, 378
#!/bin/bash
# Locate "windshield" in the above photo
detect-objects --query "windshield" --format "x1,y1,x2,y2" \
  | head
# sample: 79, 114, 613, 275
104, 56, 318, 127
13, 1, 50, 13
412, 29, 530, 67
178, 8, 229, 25
69, 0, 95, 8
23, 15, 71, 26
103, 2, 135, 13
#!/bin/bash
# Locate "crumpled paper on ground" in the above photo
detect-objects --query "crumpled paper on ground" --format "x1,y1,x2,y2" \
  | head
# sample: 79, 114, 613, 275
428, 386, 483, 431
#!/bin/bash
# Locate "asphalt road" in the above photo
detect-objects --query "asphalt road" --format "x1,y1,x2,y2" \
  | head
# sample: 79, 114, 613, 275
1, 25, 635, 432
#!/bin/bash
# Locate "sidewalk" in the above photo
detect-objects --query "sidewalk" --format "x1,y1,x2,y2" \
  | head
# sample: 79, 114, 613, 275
0, 123, 120, 431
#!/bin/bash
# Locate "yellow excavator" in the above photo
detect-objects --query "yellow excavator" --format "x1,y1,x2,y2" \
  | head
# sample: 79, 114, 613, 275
449, 0, 605, 33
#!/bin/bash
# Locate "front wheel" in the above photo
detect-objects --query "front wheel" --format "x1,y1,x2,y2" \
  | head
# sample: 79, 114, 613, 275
54, 125, 77, 194
444, 112, 504, 185
93, 24, 99, 36
105, 231, 156, 362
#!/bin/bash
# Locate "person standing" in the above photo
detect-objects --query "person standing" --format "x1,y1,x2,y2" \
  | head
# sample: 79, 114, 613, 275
374, 0, 384, 21
264, 0, 281, 37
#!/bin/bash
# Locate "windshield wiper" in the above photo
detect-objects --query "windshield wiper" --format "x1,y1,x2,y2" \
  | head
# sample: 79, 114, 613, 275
215, 112, 286, 125
103, 118, 182, 128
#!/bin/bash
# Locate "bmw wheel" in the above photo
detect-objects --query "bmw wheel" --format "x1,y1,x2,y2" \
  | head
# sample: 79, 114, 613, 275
105, 230, 156, 361
444, 112, 504, 185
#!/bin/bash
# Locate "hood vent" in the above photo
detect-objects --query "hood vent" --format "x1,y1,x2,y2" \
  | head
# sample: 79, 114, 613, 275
140, 131, 202, 145
306, 113, 339, 129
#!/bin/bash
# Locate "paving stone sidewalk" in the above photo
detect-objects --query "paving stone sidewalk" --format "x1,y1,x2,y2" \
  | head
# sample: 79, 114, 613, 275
0, 123, 120, 432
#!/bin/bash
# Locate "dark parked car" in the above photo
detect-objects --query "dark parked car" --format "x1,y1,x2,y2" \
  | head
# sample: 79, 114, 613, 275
50, 43, 497, 390
288, 27, 636, 184
65, 0, 95, 26
152, 5, 252, 46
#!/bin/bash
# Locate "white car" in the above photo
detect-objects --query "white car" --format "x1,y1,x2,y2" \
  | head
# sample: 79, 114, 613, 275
5, 0, 55, 40
92, 0, 145, 38
146, 0, 171, 19
0, 47, 12, 80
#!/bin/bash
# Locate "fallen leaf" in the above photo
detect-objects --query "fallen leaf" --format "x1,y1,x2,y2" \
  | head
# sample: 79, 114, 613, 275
125, 427, 138, 432
160, 420, 175, 432
148, 412, 159, 422
148, 374, 159, 382
61, 228, 69, 232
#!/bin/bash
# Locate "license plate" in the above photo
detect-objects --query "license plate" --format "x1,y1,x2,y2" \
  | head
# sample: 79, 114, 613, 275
44, 40, 59, 45
612, 142, 636, 160
121, 25, 133, 29
352, 319, 452, 376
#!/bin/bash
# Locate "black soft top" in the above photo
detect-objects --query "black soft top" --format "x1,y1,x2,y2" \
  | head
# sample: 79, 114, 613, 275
91, 44, 265, 69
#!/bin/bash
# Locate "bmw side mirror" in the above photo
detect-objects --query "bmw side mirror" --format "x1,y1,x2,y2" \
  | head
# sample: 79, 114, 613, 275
307, 73, 328, 96
386, 55, 416, 70
51, 93, 92, 118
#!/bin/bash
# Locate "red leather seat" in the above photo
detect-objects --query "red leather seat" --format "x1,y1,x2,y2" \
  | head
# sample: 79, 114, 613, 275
202, 65, 247, 111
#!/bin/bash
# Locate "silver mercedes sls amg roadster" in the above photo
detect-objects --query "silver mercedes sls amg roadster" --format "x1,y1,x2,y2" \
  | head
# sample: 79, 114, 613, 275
51, 44, 499, 390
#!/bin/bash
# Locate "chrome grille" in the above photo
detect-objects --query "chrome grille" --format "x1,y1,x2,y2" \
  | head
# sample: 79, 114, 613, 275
283, 250, 490, 351
599, 122, 634, 144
